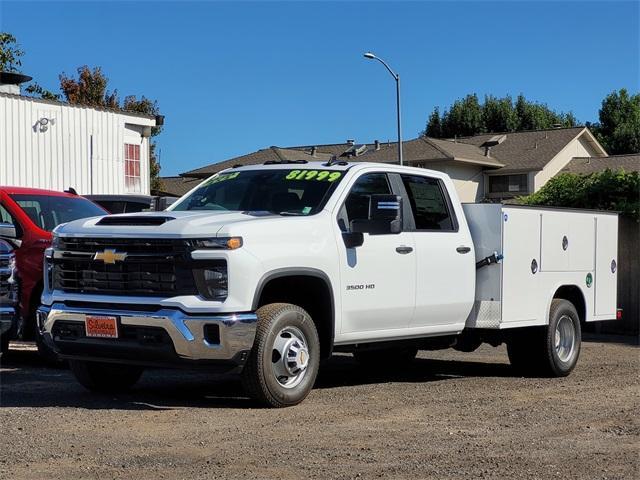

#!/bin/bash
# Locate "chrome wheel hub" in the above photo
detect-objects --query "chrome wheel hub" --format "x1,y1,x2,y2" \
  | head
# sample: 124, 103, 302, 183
555, 315, 576, 363
271, 326, 309, 389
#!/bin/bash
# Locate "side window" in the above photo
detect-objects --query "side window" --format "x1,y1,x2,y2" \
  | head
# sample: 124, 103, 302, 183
401, 175, 456, 231
339, 173, 391, 231
0, 203, 23, 238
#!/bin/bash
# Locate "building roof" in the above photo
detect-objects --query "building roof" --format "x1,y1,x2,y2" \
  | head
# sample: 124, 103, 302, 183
181, 146, 335, 178
176, 127, 610, 181
155, 176, 202, 197
456, 127, 606, 173
0, 91, 157, 123
562, 154, 640, 174
357, 137, 504, 167
182, 136, 504, 179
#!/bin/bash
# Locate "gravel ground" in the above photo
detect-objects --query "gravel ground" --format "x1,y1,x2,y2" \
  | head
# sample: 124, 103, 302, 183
1, 337, 638, 480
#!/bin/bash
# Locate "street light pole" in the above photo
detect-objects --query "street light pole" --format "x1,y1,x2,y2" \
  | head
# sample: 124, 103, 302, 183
363, 52, 403, 166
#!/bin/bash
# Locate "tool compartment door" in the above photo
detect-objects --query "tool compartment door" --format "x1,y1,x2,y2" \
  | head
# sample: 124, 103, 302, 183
540, 212, 569, 271
594, 214, 618, 317
501, 208, 541, 324
568, 215, 595, 271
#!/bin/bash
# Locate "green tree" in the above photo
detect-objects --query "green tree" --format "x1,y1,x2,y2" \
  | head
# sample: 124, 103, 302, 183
592, 89, 640, 155
519, 169, 640, 220
0, 32, 23, 72
423, 93, 576, 138
514, 94, 575, 131
483, 95, 518, 133
442, 94, 483, 137
424, 107, 442, 138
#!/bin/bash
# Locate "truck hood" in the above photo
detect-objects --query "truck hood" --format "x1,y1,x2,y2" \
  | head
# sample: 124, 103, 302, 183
54, 210, 283, 238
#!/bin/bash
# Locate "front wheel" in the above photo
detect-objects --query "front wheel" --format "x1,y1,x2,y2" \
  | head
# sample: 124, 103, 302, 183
507, 299, 581, 377
69, 360, 144, 393
242, 303, 320, 408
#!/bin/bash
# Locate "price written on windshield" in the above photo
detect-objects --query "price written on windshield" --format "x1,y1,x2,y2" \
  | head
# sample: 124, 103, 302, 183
285, 170, 342, 182
204, 172, 240, 185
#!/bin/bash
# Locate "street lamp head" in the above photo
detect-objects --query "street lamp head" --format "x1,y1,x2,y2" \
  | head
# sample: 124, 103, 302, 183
363, 52, 376, 59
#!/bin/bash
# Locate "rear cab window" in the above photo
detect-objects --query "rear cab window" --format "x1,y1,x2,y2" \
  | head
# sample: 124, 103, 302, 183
400, 175, 457, 231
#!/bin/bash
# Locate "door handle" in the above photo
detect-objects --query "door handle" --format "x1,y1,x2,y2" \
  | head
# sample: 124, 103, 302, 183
456, 246, 471, 254
396, 246, 413, 254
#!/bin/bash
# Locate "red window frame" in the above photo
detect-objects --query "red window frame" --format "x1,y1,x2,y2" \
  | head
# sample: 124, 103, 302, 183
124, 143, 141, 191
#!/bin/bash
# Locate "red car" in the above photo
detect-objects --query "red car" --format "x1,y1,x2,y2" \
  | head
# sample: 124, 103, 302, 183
0, 187, 107, 353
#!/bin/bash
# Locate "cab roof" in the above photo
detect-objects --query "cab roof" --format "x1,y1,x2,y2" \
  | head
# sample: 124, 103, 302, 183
0, 186, 82, 197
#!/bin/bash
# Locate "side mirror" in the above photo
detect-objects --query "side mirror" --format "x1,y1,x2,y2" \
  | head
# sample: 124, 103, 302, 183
0, 222, 21, 248
342, 231, 364, 249
351, 194, 403, 235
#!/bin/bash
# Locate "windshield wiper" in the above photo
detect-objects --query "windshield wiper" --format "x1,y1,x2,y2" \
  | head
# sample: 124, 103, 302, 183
278, 211, 305, 216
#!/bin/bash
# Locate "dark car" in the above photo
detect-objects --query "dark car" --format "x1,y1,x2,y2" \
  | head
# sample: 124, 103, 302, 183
0, 234, 19, 355
85, 194, 176, 214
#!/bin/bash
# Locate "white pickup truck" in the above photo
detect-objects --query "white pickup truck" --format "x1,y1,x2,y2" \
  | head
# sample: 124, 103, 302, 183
38, 161, 619, 407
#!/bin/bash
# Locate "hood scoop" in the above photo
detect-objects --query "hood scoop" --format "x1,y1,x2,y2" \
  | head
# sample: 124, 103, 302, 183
97, 216, 175, 226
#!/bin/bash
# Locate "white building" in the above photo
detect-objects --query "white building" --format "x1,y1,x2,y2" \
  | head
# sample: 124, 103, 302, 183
0, 74, 157, 195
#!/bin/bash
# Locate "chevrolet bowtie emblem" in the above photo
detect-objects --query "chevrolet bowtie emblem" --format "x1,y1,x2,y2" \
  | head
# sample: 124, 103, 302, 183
93, 249, 128, 264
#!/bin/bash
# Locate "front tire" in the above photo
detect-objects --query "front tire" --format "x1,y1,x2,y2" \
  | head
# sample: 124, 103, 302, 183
242, 303, 320, 408
507, 299, 581, 377
69, 360, 144, 393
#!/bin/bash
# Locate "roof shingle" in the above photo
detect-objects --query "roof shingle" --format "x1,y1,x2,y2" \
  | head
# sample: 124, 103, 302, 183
562, 154, 640, 174
456, 127, 598, 173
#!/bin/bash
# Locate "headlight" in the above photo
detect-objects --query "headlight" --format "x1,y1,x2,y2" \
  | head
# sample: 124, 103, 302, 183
189, 237, 243, 250
194, 261, 228, 301
51, 235, 61, 249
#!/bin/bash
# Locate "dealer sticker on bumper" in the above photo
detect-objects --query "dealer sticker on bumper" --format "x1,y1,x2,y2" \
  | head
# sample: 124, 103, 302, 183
85, 315, 119, 338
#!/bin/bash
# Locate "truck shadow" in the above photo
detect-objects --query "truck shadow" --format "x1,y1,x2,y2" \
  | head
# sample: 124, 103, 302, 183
0, 350, 514, 411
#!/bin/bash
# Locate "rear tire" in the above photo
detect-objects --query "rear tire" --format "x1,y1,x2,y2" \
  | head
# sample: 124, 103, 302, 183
242, 303, 320, 408
507, 299, 581, 377
69, 360, 143, 393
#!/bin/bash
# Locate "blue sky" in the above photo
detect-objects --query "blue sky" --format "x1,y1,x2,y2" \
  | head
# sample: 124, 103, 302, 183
1, 1, 638, 176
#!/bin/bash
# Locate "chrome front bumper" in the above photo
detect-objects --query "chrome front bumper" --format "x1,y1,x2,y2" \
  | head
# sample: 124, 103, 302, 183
38, 303, 257, 364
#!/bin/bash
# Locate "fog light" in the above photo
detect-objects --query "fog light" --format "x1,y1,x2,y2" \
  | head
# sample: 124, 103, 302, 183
194, 262, 228, 301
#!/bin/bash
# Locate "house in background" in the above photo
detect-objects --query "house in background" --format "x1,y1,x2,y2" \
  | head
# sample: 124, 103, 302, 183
162, 126, 637, 202
0, 72, 158, 195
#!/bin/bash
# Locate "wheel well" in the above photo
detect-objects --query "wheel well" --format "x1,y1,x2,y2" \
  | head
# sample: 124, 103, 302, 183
554, 285, 586, 325
257, 274, 334, 359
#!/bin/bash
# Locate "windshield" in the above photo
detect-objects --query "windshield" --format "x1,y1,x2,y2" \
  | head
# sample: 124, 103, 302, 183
10, 194, 107, 231
171, 169, 345, 215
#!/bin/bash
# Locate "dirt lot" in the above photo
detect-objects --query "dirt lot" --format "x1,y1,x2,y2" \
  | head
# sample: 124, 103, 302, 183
1, 337, 638, 480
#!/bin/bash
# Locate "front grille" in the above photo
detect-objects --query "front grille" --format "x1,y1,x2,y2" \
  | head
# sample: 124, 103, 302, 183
0, 253, 15, 298
52, 237, 197, 297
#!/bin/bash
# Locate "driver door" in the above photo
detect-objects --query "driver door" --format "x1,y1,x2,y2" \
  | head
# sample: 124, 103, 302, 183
335, 172, 416, 335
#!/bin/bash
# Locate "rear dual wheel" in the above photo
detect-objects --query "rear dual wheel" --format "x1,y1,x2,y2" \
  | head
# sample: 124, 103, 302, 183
242, 303, 320, 408
507, 299, 581, 377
